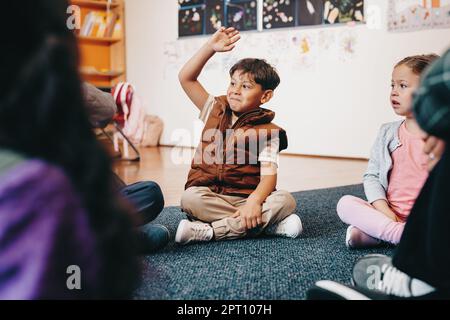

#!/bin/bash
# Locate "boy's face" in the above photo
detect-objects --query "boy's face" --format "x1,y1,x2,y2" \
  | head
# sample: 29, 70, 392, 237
390, 65, 420, 117
227, 70, 273, 115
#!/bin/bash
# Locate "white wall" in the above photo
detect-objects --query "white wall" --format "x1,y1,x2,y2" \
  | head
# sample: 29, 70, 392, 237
125, 0, 450, 158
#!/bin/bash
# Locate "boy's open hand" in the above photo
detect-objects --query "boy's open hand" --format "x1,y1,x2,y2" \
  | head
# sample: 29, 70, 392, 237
207, 27, 241, 52
232, 200, 263, 230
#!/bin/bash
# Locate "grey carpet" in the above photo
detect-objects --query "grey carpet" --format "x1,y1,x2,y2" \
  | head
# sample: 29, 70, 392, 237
134, 184, 394, 300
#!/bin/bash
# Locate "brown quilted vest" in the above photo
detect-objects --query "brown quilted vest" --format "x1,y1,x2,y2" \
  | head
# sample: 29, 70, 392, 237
185, 96, 288, 197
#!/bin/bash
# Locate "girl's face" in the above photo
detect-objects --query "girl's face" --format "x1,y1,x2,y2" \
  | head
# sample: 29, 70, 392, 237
390, 65, 421, 117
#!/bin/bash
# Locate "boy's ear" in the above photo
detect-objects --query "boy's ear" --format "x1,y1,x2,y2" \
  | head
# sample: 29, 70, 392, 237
260, 90, 274, 104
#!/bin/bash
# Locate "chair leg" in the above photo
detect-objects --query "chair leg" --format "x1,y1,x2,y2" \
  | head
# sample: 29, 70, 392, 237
100, 127, 122, 158
113, 122, 141, 161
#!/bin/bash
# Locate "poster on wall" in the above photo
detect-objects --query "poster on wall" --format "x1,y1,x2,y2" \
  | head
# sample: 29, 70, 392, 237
226, 0, 258, 31
263, 0, 296, 29
206, 0, 225, 34
179, 5, 205, 36
297, 0, 324, 26
179, 0, 365, 37
388, 0, 450, 32
323, 0, 364, 24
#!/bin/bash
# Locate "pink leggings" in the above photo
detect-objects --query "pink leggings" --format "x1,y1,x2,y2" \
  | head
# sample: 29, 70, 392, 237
336, 195, 405, 245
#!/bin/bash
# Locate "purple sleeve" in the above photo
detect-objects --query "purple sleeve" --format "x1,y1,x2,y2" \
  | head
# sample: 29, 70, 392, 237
0, 161, 99, 299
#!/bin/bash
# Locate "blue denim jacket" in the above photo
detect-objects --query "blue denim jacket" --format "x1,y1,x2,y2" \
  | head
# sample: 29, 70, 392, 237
363, 120, 404, 203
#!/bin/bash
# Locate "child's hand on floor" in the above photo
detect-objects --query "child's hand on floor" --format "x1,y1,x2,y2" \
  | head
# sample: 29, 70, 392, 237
232, 200, 263, 230
207, 27, 241, 53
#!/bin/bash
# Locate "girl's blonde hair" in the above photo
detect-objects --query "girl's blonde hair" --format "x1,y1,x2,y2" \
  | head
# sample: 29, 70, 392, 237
395, 54, 440, 75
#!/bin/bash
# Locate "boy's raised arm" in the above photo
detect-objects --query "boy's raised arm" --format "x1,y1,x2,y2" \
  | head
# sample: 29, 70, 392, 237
178, 27, 240, 111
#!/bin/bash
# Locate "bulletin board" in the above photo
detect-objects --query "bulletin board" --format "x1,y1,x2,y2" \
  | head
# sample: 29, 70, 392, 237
178, 0, 365, 37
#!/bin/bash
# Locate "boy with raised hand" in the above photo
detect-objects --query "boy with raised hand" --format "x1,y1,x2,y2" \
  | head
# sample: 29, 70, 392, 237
176, 27, 301, 245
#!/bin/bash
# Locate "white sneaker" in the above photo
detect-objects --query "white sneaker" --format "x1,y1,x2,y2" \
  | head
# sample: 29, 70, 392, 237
265, 214, 303, 238
175, 220, 214, 245
345, 225, 354, 248
377, 264, 435, 297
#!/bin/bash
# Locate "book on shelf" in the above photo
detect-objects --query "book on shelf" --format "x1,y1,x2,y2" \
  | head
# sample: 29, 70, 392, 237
80, 10, 122, 38
104, 11, 118, 38
112, 16, 122, 38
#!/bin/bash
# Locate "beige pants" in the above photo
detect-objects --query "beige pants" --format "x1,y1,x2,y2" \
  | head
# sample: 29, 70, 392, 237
180, 186, 297, 240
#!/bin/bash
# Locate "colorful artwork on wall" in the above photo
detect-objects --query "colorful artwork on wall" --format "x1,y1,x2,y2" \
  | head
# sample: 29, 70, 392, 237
297, 0, 324, 26
179, 6, 205, 36
178, 0, 365, 37
323, 0, 364, 24
388, 0, 450, 32
206, 0, 225, 34
226, 0, 258, 31
263, 0, 296, 29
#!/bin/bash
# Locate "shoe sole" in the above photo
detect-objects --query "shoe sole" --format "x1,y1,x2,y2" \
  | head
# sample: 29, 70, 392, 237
308, 281, 371, 300
345, 225, 353, 248
175, 219, 188, 244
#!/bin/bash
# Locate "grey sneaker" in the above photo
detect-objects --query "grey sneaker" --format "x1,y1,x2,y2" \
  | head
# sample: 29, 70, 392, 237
351, 254, 435, 297
175, 220, 213, 245
351, 254, 392, 288
265, 214, 303, 238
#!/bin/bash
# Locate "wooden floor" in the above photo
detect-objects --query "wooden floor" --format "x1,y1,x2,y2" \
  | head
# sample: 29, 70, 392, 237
112, 146, 368, 207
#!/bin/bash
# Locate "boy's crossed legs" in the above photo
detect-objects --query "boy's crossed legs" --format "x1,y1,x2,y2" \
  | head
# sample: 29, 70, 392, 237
176, 186, 301, 244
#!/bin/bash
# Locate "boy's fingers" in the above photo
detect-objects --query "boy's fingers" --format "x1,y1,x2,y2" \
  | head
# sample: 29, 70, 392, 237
224, 27, 236, 33
257, 217, 263, 226
247, 218, 253, 230
230, 35, 241, 44
230, 30, 240, 37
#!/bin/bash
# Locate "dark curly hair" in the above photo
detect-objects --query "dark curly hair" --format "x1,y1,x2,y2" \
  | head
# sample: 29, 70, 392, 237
229, 58, 281, 91
0, 0, 139, 298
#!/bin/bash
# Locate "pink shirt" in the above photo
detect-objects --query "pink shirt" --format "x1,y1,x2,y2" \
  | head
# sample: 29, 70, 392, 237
387, 122, 429, 221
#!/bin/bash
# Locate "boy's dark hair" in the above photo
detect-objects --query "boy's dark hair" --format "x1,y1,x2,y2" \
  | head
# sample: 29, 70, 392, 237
229, 58, 280, 91
395, 54, 440, 75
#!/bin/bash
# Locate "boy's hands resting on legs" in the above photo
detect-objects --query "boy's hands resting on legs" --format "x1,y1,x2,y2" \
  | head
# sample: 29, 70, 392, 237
232, 171, 277, 230
232, 199, 263, 230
